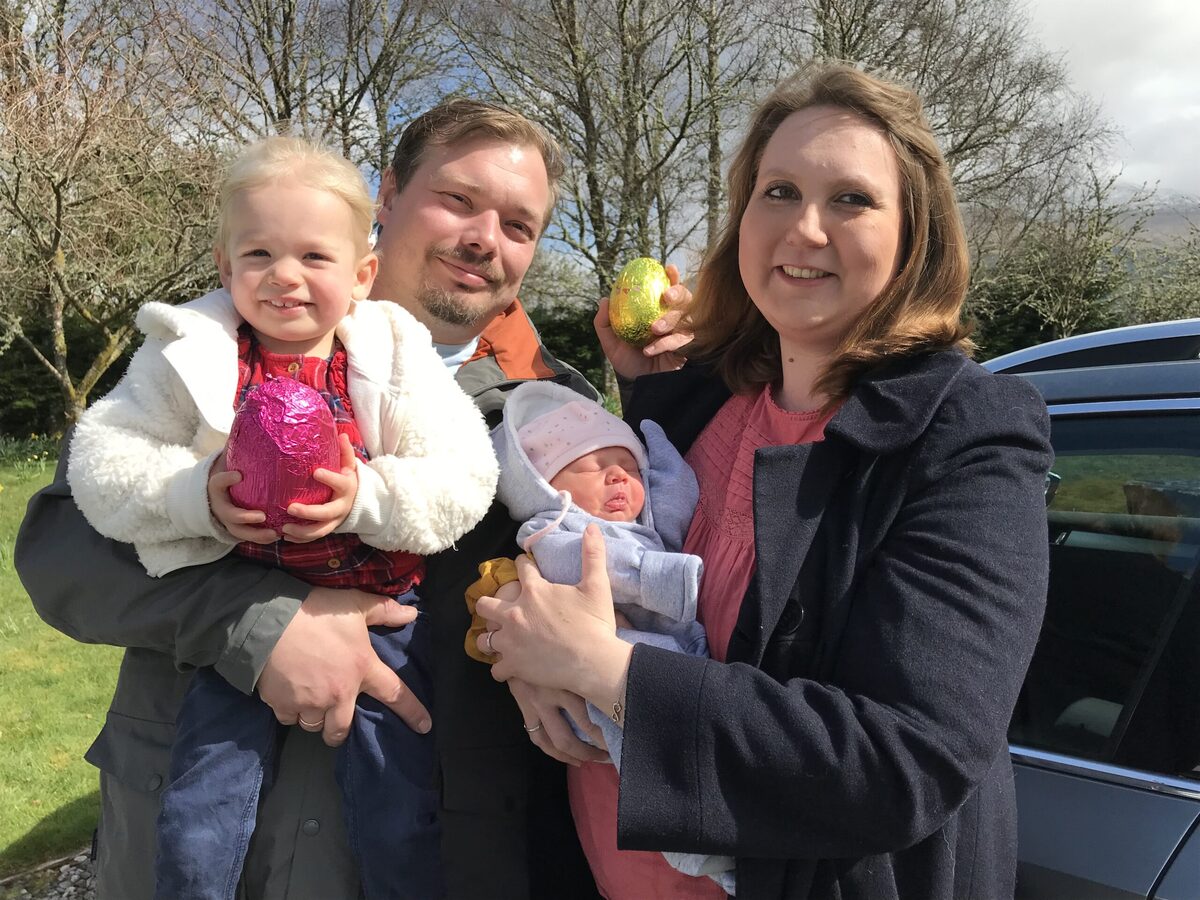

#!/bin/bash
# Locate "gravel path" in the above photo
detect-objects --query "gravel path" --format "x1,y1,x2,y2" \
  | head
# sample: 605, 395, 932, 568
0, 852, 94, 900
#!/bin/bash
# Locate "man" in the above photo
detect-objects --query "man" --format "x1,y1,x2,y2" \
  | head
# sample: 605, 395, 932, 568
17, 99, 688, 899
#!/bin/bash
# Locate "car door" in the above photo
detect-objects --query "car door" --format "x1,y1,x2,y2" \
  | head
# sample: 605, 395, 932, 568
1009, 405, 1200, 899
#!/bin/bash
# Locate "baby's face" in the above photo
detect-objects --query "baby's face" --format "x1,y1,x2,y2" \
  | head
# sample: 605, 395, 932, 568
549, 446, 645, 523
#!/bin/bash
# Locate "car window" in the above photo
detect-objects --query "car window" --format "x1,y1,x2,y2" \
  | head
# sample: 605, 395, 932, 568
1009, 413, 1200, 781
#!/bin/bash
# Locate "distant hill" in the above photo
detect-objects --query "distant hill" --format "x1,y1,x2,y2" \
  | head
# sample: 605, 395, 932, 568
1142, 193, 1198, 244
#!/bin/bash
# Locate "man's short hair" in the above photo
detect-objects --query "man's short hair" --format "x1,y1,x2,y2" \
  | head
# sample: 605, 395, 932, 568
389, 99, 565, 225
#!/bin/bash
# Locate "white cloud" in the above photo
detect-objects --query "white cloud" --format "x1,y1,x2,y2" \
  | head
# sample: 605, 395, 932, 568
1024, 0, 1200, 197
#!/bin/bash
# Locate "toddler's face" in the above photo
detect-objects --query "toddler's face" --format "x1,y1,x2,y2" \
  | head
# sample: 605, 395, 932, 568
216, 182, 377, 356
549, 446, 645, 523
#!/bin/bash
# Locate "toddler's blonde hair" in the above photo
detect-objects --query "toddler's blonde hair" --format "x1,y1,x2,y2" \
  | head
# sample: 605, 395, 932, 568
215, 136, 375, 254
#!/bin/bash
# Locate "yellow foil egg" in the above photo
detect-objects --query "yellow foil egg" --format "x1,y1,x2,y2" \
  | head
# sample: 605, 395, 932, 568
609, 257, 670, 346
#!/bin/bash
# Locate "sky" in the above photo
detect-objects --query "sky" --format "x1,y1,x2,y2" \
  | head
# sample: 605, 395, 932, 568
1024, 0, 1200, 201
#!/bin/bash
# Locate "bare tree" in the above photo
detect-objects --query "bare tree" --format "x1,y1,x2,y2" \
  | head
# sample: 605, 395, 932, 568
441, 0, 707, 285
694, 0, 777, 248
0, 0, 453, 430
972, 165, 1152, 348
0, 2, 221, 426
1124, 223, 1200, 324
149, 0, 447, 172
0, 0, 1160, 428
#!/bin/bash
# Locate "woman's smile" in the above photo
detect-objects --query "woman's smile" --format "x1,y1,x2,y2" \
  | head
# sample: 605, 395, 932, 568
778, 265, 833, 281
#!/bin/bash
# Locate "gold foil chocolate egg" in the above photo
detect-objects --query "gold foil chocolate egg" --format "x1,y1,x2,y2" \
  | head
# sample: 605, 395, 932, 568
608, 257, 670, 346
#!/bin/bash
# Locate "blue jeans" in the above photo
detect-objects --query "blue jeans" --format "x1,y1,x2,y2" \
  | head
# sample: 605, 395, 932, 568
155, 595, 442, 899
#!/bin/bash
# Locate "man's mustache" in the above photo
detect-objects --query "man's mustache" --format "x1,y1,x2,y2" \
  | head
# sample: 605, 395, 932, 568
432, 246, 501, 285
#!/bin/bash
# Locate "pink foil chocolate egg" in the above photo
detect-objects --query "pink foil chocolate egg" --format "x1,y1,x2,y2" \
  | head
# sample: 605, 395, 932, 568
226, 377, 341, 531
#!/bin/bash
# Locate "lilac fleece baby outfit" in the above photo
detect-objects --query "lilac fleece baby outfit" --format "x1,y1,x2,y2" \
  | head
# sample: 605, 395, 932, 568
491, 380, 735, 893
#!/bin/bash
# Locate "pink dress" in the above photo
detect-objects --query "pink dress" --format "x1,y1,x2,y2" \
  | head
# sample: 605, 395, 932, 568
568, 385, 834, 898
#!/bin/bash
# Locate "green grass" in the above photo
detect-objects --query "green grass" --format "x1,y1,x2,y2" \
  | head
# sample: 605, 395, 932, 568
1052, 453, 1200, 514
0, 459, 122, 878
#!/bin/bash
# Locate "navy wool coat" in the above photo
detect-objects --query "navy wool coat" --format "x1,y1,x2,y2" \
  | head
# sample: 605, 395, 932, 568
618, 350, 1053, 899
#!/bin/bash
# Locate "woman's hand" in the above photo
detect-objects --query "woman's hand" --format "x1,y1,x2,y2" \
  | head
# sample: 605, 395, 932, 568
595, 263, 693, 379
506, 679, 610, 766
475, 525, 633, 710
488, 580, 610, 764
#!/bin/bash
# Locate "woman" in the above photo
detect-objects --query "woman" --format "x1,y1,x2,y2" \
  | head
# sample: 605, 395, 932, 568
477, 64, 1052, 899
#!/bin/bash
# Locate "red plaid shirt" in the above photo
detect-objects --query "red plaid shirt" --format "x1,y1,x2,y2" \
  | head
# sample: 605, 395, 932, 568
230, 325, 424, 596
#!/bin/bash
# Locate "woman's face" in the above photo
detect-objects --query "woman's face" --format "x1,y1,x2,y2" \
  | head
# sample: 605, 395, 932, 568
738, 105, 905, 356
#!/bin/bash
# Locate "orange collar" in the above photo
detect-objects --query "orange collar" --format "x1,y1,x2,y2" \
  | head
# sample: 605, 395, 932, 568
467, 299, 556, 380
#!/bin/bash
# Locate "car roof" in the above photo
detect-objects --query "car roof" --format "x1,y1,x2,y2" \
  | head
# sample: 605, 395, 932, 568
983, 319, 1200, 405
984, 319, 1200, 374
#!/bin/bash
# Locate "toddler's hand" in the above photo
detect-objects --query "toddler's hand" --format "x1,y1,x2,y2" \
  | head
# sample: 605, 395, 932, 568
208, 452, 277, 544
282, 434, 358, 543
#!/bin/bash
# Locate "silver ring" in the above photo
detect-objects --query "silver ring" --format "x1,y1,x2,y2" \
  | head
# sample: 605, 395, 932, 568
523, 722, 544, 734
298, 715, 324, 730
485, 630, 497, 655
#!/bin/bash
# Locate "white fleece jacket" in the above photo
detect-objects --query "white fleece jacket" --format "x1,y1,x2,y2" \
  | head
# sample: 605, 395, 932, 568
68, 289, 499, 576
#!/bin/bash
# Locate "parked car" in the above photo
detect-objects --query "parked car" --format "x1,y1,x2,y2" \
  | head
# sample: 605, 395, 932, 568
985, 319, 1200, 899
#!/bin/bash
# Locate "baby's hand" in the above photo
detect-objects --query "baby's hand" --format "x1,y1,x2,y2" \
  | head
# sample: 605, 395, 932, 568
208, 452, 277, 544
281, 434, 358, 543
494, 580, 522, 603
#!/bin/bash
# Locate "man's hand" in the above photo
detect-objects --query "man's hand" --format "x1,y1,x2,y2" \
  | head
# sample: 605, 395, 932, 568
257, 586, 430, 747
595, 263, 693, 380
282, 434, 359, 543
208, 452, 278, 544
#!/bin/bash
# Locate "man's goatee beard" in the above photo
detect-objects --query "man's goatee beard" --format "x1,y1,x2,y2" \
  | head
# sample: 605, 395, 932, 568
419, 286, 496, 328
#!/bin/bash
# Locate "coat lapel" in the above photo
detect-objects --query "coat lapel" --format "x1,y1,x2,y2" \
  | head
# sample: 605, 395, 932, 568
153, 292, 242, 434
743, 441, 848, 665
632, 351, 974, 666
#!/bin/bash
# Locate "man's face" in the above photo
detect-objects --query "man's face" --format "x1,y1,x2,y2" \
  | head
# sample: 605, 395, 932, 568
371, 136, 551, 343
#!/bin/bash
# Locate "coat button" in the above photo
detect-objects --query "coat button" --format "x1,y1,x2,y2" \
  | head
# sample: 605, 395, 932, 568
327, 558, 341, 569
146, 774, 163, 791
302, 818, 320, 836
287, 361, 301, 374
780, 605, 805, 632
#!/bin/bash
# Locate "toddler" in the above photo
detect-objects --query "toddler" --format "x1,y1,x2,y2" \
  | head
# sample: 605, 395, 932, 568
465, 380, 735, 892
68, 136, 498, 900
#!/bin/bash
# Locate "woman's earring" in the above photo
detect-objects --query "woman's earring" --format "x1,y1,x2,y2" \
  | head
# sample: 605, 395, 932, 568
369, 221, 381, 250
